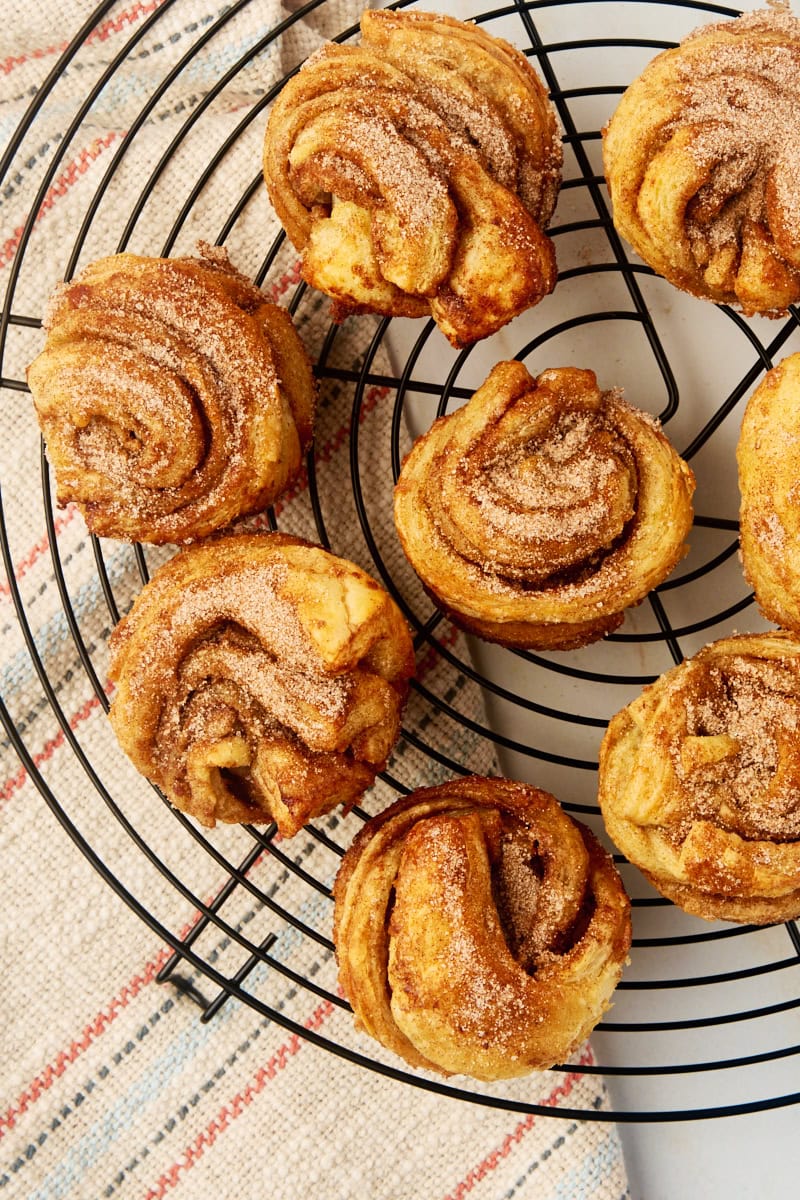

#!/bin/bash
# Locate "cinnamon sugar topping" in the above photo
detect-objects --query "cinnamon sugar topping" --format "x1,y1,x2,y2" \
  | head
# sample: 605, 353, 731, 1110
141, 561, 357, 781
495, 833, 548, 971
471, 410, 627, 543
451, 390, 644, 599
427, 840, 531, 1043
677, 11, 800, 254
677, 654, 800, 839
336, 111, 452, 234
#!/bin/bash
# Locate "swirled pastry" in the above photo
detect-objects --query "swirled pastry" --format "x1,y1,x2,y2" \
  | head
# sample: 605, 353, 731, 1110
107, 533, 415, 837
603, 9, 800, 314
333, 776, 631, 1080
598, 632, 800, 924
738, 353, 800, 631
393, 361, 695, 650
263, 9, 561, 347
27, 246, 316, 543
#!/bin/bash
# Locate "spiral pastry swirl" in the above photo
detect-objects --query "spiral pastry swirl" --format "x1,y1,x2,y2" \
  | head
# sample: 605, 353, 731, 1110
599, 633, 800, 924
738, 353, 800, 631
108, 533, 415, 837
393, 361, 695, 651
27, 246, 316, 543
263, 9, 561, 347
333, 776, 631, 1080
603, 9, 800, 314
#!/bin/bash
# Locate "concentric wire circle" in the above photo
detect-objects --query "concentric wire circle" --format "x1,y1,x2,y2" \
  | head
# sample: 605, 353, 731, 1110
2, 0, 800, 1121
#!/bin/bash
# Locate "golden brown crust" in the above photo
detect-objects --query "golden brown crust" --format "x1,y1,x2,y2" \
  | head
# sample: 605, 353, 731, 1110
598, 632, 800, 923
107, 532, 415, 837
393, 361, 695, 651
603, 9, 800, 314
333, 776, 631, 1080
738, 353, 800, 631
27, 246, 316, 544
263, 9, 561, 347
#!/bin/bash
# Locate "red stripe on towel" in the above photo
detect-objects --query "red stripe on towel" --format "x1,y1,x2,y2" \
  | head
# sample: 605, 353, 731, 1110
442, 1045, 597, 1200
2, 132, 122, 269
265, 260, 303, 303
0, 884, 244, 1138
0, 692, 104, 806
142, 1000, 336, 1198
0, 507, 79, 597
0, 948, 172, 1137
1, 1, 164, 76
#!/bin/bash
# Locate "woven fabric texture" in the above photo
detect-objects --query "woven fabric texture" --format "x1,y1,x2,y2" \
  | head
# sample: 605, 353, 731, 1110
0, 2, 630, 1196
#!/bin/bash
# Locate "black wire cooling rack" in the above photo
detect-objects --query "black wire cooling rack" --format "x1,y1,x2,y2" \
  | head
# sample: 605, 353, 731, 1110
3, 0, 800, 1124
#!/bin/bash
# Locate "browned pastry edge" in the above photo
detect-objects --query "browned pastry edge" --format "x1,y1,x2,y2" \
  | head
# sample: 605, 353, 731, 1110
737, 352, 800, 632
640, 870, 800, 925
417, 578, 624, 652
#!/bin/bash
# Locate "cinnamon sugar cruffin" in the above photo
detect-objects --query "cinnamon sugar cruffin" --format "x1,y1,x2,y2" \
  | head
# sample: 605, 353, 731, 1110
107, 533, 415, 837
263, 8, 562, 347
27, 245, 316, 544
333, 776, 631, 1080
393, 361, 695, 651
603, 8, 800, 314
598, 632, 800, 924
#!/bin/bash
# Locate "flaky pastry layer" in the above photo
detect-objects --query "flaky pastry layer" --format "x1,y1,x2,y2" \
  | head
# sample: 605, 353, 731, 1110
738, 353, 800, 631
